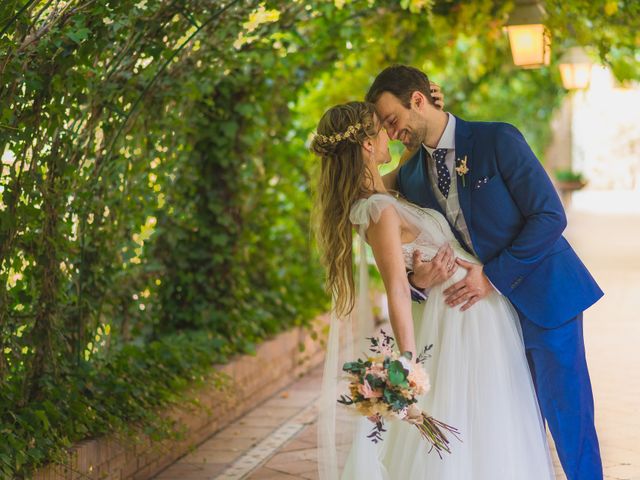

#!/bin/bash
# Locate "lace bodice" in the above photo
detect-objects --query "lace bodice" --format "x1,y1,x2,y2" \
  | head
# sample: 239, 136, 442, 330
350, 194, 479, 274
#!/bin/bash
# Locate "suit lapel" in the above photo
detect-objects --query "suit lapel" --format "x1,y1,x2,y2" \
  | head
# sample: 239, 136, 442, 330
454, 116, 474, 234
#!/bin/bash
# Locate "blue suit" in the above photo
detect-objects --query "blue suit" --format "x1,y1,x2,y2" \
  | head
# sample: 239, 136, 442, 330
397, 116, 604, 479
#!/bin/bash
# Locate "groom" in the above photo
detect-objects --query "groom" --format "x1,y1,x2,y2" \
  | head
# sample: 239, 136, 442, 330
366, 65, 604, 480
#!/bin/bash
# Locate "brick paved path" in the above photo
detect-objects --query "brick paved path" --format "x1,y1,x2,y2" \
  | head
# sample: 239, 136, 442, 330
153, 210, 640, 480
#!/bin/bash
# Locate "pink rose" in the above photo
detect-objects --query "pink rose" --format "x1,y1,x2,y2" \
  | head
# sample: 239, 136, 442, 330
408, 365, 430, 395
358, 379, 383, 399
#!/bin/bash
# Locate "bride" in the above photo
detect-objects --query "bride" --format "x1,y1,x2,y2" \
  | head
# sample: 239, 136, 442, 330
311, 101, 554, 479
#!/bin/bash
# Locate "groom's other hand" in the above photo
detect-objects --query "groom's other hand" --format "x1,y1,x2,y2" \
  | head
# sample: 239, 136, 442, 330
410, 244, 457, 289
444, 259, 492, 311
429, 82, 444, 110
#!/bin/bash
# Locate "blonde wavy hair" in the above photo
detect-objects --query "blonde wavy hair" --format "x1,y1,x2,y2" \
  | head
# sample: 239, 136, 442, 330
310, 101, 380, 316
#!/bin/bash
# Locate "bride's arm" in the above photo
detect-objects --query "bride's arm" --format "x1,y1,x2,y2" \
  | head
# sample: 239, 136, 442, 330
366, 206, 416, 358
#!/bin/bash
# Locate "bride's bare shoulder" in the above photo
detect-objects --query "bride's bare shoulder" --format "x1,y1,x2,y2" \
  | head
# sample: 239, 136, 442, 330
364, 198, 403, 237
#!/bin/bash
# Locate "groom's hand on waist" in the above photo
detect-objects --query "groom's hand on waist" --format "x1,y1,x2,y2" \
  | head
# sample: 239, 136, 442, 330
409, 244, 458, 290
444, 259, 493, 311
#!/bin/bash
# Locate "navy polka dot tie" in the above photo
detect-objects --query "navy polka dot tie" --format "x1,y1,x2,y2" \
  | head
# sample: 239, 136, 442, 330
433, 148, 450, 198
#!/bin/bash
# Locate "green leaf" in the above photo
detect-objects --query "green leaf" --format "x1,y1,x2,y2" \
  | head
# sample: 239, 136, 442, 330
388, 360, 409, 387
33, 410, 50, 430
66, 28, 90, 44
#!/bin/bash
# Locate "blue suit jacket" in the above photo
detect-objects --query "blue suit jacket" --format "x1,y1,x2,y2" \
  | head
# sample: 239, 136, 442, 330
397, 116, 603, 327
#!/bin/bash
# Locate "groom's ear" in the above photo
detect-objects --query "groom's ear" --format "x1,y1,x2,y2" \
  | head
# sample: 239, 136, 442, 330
410, 91, 427, 111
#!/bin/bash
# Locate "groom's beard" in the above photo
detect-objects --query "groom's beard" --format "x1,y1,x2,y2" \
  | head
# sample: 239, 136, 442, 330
400, 110, 428, 151
402, 122, 428, 151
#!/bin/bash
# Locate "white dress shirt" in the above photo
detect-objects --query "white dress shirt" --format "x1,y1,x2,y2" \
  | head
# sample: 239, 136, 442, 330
422, 112, 456, 176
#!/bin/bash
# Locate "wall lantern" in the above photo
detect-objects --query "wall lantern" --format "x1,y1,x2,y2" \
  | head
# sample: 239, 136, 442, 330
558, 47, 593, 90
505, 1, 551, 68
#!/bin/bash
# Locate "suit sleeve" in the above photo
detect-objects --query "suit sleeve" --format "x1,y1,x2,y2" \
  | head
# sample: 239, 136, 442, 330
482, 124, 567, 294
396, 165, 429, 302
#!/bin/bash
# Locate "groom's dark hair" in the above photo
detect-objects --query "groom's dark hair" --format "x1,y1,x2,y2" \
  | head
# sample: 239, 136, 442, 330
366, 65, 436, 108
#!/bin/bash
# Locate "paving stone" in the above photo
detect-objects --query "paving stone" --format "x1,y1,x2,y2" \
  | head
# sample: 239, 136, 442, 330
246, 467, 302, 479
216, 425, 276, 441
153, 461, 219, 480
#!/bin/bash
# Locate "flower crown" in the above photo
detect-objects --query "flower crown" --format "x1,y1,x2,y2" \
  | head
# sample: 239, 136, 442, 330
316, 122, 362, 145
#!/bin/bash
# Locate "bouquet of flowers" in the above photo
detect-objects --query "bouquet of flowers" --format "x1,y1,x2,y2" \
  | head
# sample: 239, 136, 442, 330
338, 330, 461, 457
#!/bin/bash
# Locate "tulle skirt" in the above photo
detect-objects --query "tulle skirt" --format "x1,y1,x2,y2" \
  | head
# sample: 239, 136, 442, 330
341, 280, 555, 479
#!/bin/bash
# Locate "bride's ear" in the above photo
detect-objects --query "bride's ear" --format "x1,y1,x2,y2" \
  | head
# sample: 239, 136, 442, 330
361, 139, 374, 155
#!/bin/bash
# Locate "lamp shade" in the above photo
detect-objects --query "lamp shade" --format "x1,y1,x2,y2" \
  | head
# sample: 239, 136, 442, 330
505, 2, 551, 68
559, 47, 593, 90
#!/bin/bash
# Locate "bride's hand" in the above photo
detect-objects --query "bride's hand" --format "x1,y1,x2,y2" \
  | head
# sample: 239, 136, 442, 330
443, 259, 493, 311
409, 244, 457, 289
429, 82, 445, 110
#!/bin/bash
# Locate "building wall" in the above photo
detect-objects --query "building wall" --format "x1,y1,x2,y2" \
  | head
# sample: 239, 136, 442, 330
571, 66, 640, 191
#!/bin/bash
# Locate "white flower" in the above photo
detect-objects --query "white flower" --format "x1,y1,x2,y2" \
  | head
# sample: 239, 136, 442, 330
102, 17, 114, 25
408, 404, 422, 417
398, 355, 412, 373
405, 403, 423, 425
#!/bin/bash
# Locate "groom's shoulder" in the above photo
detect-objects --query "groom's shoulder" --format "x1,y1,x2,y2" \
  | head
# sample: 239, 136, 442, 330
458, 117, 526, 146
461, 117, 522, 137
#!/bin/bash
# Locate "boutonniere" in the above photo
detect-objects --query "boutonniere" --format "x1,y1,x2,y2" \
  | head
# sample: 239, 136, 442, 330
455, 155, 469, 187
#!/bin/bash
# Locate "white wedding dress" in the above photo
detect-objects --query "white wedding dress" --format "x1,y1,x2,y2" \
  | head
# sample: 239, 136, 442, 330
319, 194, 554, 480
